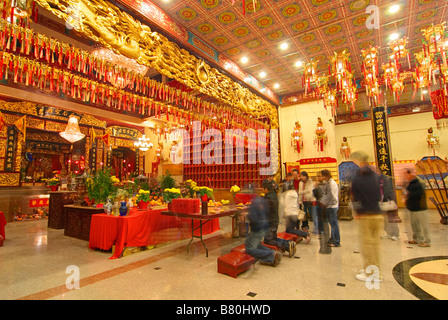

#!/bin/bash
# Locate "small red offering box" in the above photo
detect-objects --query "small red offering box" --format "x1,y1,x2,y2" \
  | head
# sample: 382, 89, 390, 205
171, 198, 200, 214
234, 193, 256, 204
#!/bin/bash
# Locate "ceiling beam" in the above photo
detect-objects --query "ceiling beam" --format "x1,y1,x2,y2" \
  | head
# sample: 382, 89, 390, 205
0, 84, 157, 128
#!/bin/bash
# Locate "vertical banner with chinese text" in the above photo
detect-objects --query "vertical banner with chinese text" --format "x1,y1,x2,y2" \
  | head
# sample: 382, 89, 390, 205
90, 139, 97, 171
371, 106, 393, 177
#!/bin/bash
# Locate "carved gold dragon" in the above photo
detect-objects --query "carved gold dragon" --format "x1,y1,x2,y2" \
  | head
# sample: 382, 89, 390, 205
34, 0, 278, 128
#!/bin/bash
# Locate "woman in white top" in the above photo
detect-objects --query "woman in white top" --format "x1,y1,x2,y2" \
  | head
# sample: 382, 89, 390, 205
298, 171, 319, 234
284, 182, 311, 242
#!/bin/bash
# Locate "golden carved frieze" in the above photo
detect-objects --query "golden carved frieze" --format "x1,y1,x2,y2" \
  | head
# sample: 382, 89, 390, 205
0, 173, 20, 186
0, 100, 106, 128
26, 132, 69, 144
45, 121, 66, 132
26, 118, 45, 130
0, 139, 6, 157
0, 100, 39, 117
113, 137, 135, 149
34, 0, 278, 128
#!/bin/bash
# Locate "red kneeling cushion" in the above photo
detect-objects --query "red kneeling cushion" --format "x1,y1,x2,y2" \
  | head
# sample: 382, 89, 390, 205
277, 231, 302, 243
261, 242, 281, 251
231, 243, 246, 253
217, 251, 256, 278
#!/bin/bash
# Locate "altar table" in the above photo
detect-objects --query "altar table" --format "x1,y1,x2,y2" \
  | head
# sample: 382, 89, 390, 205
162, 206, 248, 257
88, 207, 220, 259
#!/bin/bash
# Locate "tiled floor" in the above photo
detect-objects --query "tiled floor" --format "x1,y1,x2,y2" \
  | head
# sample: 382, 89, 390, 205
0, 209, 447, 300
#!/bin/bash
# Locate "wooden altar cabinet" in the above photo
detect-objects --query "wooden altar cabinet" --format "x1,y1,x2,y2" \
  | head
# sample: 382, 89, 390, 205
64, 205, 105, 240
48, 191, 76, 229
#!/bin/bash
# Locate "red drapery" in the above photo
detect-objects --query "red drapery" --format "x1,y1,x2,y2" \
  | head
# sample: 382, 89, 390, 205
89, 208, 220, 259
0, 211, 6, 239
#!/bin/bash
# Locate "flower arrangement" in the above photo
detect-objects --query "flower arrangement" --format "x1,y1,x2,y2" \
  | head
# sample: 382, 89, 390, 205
195, 186, 214, 200
163, 188, 181, 203
136, 189, 151, 202
180, 179, 197, 198
230, 185, 240, 194
114, 188, 128, 202
47, 177, 60, 186
111, 175, 120, 185
150, 182, 162, 200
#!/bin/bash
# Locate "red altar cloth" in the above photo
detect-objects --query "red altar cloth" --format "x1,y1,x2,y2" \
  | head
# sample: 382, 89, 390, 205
89, 208, 220, 259
0, 211, 6, 239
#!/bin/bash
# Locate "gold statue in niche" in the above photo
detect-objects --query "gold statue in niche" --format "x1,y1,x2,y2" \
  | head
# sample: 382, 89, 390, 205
34, 0, 278, 128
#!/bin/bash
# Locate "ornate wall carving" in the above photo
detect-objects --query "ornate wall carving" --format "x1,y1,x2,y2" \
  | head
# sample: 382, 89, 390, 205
34, 0, 279, 128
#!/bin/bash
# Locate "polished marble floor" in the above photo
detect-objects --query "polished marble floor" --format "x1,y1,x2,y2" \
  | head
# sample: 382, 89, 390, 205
0, 209, 447, 300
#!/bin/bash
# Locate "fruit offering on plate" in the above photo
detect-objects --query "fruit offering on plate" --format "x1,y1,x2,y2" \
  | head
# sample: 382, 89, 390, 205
220, 199, 230, 205
245, 202, 251, 205
237, 202, 244, 207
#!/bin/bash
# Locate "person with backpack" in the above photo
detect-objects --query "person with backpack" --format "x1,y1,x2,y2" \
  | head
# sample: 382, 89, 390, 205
320, 170, 340, 247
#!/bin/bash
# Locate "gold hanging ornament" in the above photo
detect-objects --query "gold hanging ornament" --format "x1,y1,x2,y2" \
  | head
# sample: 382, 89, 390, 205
361, 46, 381, 106
314, 117, 327, 152
317, 75, 338, 116
329, 50, 357, 112
412, 50, 434, 100
420, 23, 448, 95
302, 59, 318, 95
291, 121, 303, 153
382, 37, 411, 102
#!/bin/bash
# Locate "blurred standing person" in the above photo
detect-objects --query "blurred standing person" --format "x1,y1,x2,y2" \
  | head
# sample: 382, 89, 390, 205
379, 172, 400, 241
298, 171, 318, 233
283, 182, 311, 243
350, 151, 383, 282
292, 169, 300, 192
404, 168, 430, 247
320, 170, 340, 247
282, 172, 293, 192
313, 172, 331, 254
279, 172, 293, 221
267, 175, 279, 193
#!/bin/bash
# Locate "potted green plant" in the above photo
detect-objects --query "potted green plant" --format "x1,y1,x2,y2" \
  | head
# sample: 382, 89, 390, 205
163, 188, 181, 210
85, 168, 118, 207
160, 171, 176, 190
47, 177, 61, 191
136, 189, 151, 210
195, 186, 214, 202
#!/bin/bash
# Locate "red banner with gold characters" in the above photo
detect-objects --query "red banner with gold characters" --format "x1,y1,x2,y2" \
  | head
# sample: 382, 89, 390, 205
29, 198, 49, 207
430, 89, 448, 120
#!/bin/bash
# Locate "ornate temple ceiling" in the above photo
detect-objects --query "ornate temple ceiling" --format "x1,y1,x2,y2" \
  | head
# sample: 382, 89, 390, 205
144, 0, 447, 113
